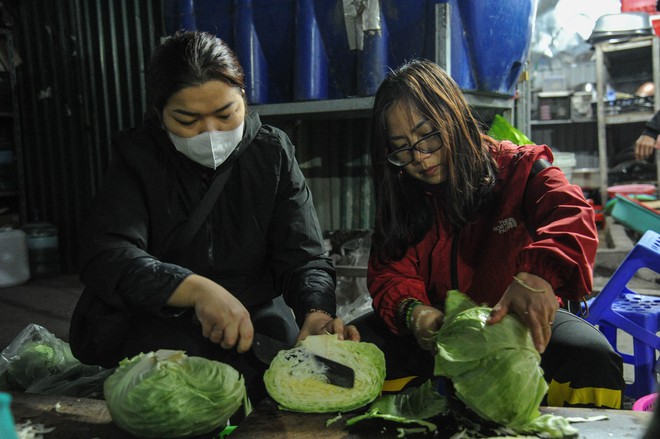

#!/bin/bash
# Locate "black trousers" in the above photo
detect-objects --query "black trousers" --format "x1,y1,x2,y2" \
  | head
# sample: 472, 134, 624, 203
120, 295, 299, 405
350, 308, 625, 408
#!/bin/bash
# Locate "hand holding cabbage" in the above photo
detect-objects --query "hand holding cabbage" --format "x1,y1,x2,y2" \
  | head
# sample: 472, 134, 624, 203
487, 272, 559, 353
434, 290, 576, 436
347, 291, 577, 437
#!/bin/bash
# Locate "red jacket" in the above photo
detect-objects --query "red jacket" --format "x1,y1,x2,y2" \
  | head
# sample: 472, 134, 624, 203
368, 142, 598, 334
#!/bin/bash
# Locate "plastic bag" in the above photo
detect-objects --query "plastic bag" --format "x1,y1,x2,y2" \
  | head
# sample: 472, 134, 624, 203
487, 114, 534, 145
335, 232, 373, 323
0, 324, 112, 399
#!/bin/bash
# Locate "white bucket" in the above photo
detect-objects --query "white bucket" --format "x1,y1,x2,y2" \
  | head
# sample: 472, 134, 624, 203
0, 228, 30, 287
553, 152, 576, 183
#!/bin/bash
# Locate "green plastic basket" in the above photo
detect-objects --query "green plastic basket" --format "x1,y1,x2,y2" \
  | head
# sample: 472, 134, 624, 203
611, 194, 660, 234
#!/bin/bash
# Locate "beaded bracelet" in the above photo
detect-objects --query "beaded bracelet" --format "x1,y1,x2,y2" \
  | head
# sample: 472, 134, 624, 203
398, 298, 424, 330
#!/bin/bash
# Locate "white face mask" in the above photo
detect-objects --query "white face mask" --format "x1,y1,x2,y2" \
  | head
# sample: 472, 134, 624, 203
168, 121, 245, 169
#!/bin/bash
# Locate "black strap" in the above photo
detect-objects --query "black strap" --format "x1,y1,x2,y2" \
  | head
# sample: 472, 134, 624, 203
161, 163, 235, 259
530, 158, 552, 179
449, 158, 550, 292
450, 228, 460, 290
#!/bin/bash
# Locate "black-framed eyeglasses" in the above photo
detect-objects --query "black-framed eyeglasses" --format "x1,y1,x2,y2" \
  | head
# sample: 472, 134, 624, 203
386, 131, 443, 167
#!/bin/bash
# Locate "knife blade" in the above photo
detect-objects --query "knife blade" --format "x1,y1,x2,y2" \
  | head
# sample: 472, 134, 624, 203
253, 333, 355, 389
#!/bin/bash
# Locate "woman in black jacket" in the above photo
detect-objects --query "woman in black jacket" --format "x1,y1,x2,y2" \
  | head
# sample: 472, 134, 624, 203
69, 31, 358, 403
635, 110, 660, 161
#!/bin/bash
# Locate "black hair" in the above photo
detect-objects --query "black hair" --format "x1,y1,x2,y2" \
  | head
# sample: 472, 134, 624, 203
370, 59, 497, 262
147, 31, 245, 115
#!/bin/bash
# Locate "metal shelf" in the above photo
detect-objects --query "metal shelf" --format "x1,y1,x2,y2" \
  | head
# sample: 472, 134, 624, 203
251, 91, 514, 120
531, 119, 596, 125
251, 97, 374, 119
603, 110, 656, 125
595, 35, 660, 201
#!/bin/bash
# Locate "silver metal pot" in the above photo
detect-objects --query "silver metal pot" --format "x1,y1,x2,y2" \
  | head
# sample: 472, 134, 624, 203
588, 12, 654, 44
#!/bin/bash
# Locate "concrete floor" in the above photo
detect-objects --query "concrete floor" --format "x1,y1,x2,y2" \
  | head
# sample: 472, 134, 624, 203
0, 274, 82, 350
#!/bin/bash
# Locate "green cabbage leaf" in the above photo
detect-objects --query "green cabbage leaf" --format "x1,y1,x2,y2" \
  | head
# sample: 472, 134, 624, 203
264, 334, 385, 413
104, 349, 246, 438
435, 291, 551, 428
345, 379, 447, 433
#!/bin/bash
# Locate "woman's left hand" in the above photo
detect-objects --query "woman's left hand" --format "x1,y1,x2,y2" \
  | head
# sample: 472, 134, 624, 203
297, 311, 361, 342
487, 272, 558, 353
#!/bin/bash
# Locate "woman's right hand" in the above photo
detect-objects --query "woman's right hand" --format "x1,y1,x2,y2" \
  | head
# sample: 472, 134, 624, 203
168, 274, 253, 353
635, 133, 660, 161
409, 305, 444, 352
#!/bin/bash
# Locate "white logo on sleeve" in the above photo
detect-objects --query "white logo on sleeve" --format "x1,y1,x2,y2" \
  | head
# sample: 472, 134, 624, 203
493, 217, 518, 234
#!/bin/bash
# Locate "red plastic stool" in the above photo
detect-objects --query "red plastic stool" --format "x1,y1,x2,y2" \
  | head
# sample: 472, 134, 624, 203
584, 230, 660, 399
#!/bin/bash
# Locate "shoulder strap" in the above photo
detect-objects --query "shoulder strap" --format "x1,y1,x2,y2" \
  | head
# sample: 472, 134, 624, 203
161, 163, 234, 259
529, 158, 552, 179
450, 227, 461, 291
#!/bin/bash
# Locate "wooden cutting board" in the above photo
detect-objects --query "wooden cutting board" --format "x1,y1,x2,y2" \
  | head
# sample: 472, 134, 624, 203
8, 393, 654, 439
10, 392, 132, 439
230, 397, 653, 438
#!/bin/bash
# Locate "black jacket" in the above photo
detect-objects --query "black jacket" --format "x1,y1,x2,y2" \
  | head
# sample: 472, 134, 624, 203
642, 110, 660, 139
71, 112, 335, 364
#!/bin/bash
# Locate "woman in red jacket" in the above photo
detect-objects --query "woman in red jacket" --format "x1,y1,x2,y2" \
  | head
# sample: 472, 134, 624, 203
355, 59, 625, 408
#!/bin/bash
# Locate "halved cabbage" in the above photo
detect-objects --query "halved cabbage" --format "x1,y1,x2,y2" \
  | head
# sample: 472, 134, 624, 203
264, 334, 385, 413
104, 349, 246, 438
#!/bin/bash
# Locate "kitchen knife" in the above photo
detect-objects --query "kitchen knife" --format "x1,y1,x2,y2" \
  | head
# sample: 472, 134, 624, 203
253, 333, 355, 389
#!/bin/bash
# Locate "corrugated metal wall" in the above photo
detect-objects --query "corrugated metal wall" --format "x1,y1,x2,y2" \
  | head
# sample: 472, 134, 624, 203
278, 118, 374, 233
14, 0, 164, 273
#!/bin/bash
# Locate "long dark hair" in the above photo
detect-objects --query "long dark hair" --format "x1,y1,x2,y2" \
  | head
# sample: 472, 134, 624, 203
146, 31, 245, 116
370, 59, 497, 262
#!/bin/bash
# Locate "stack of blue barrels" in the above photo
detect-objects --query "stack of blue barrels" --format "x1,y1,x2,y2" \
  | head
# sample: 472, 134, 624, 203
164, 0, 538, 104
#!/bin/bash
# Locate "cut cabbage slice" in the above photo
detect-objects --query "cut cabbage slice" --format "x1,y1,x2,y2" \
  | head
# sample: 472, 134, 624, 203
264, 334, 385, 413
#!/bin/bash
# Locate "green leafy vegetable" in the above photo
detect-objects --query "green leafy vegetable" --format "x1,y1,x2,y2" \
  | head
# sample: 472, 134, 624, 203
264, 334, 385, 413
488, 114, 534, 145
434, 291, 577, 437
435, 290, 547, 428
104, 349, 246, 438
345, 380, 446, 433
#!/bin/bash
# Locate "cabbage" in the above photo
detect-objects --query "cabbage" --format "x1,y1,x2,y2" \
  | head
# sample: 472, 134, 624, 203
104, 349, 246, 438
434, 290, 548, 428
264, 334, 385, 413
345, 379, 447, 433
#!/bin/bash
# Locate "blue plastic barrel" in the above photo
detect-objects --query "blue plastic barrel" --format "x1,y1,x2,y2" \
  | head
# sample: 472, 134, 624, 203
248, 0, 296, 103
457, 0, 537, 95
440, 0, 476, 91
356, 2, 389, 96
193, 0, 234, 47
312, 0, 357, 99
382, 0, 475, 91
381, 0, 428, 66
294, 0, 329, 101
164, 0, 197, 34
234, 0, 269, 103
